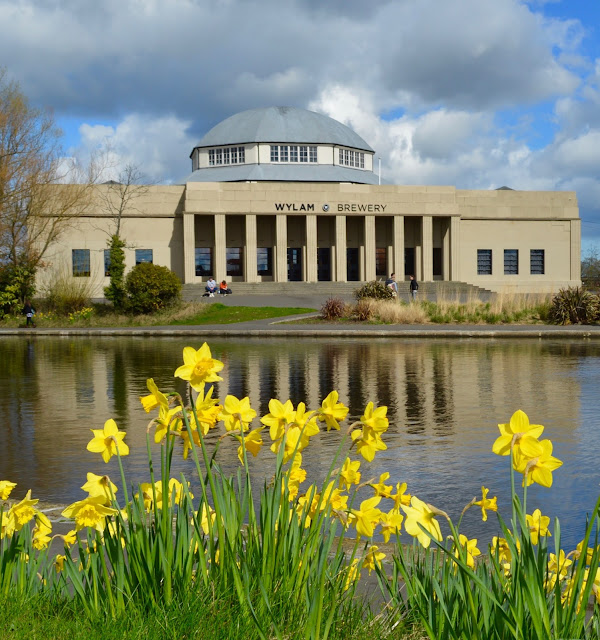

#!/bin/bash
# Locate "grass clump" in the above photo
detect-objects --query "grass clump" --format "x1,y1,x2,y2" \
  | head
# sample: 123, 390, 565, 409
548, 286, 600, 325
321, 297, 348, 321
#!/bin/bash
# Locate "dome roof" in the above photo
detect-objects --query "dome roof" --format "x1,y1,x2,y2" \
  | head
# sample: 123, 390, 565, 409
195, 106, 374, 152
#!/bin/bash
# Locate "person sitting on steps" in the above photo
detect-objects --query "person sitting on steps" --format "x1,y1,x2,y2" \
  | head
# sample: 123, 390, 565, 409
219, 280, 232, 296
205, 277, 217, 297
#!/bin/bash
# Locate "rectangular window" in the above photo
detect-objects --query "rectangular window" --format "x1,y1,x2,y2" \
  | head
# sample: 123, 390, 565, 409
215, 148, 222, 165
280, 145, 289, 162
299, 146, 308, 162
223, 148, 230, 164
359, 152, 364, 168
238, 146, 245, 163
231, 147, 238, 164
257, 247, 273, 276
309, 146, 317, 162
208, 149, 215, 166
375, 247, 387, 276
339, 148, 343, 164
72, 249, 90, 277
135, 249, 153, 265
226, 247, 243, 277
104, 249, 111, 277
477, 249, 492, 275
195, 247, 213, 276
504, 249, 518, 275
270, 145, 279, 162
289, 145, 298, 162
530, 249, 545, 274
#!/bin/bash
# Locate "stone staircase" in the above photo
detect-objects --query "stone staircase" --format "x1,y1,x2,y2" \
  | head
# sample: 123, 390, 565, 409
182, 280, 492, 301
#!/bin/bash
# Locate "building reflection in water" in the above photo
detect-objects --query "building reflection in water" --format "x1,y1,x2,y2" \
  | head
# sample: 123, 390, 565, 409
1, 337, 599, 548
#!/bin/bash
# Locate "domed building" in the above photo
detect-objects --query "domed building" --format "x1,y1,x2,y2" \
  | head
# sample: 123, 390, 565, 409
52, 106, 580, 295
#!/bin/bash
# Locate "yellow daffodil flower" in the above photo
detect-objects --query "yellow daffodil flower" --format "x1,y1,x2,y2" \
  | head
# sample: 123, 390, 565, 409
525, 508, 551, 544
222, 395, 257, 432
316, 391, 349, 431
362, 545, 386, 575
236, 426, 264, 464
190, 386, 222, 435
344, 558, 361, 591
154, 403, 183, 443
492, 409, 544, 459
81, 473, 118, 503
62, 496, 118, 532
140, 378, 168, 413
548, 550, 572, 580
380, 509, 404, 543
402, 496, 442, 549
453, 534, 481, 569
271, 402, 319, 462
360, 402, 389, 434
473, 486, 498, 522
54, 554, 66, 573
321, 480, 348, 512
285, 456, 306, 500
339, 458, 361, 490
390, 482, 411, 510
86, 418, 129, 463
514, 439, 563, 488
174, 344, 224, 391
198, 504, 216, 535
62, 530, 77, 547
573, 541, 600, 565
351, 425, 387, 462
0, 480, 17, 500
350, 496, 383, 538
3, 490, 39, 537
261, 399, 295, 442
370, 472, 393, 498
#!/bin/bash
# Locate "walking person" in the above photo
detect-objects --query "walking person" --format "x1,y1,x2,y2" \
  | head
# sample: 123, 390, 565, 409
409, 275, 418, 302
23, 300, 36, 327
385, 273, 398, 298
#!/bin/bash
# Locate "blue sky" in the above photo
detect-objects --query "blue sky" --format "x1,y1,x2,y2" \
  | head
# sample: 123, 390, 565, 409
2, 0, 600, 251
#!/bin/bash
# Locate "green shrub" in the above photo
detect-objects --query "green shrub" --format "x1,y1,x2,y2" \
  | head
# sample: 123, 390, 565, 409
41, 265, 93, 315
354, 280, 394, 301
548, 286, 600, 325
104, 235, 127, 311
125, 263, 181, 314
320, 296, 346, 321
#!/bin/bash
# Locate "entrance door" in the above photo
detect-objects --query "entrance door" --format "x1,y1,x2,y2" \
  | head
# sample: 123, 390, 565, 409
404, 247, 415, 277
347, 248, 359, 281
287, 248, 303, 281
317, 248, 331, 281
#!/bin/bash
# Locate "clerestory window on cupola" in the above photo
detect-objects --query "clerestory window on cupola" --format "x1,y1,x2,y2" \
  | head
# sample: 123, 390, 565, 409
270, 145, 317, 163
338, 148, 365, 169
208, 146, 246, 166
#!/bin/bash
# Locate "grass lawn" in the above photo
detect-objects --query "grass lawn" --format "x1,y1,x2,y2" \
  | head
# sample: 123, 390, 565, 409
168, 303, 316, 325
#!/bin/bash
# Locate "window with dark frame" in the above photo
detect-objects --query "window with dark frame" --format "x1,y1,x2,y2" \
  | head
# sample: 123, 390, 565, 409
104, 249, 111, 277
226, 247, 243, 277
530, 249, 545, 275
375, 247, 387, 276
135, 249, 153, 265
504, 249, 518, 275
257, 247, 273, 276
477, 249, 492, 275
195, 247, 213, 276
72, 249, 90, 277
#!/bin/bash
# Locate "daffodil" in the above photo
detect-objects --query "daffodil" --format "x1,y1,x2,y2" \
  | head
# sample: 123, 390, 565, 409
261, 399, 295, 442
344, 559, 361, 591
198, 504, 216, 535
32, 512, 53, 550
285, 456, 307, 501
547, 550, 572, 580
473, 486, 498, 522
360, 402, 389, 434
86, 419, 129, 463
174, 344, 224, 391
190, 386, 222, 435
362, 546, 386, 575
81, 473, 117, 504
154, 403, 183, 443
402, 496, 442, 548
572, 540, 600, 565
350, 496, 383, 538
390, 482, 411, 510
316, 391, 349, 431
62, 496, 118, 532
339, 458, 361, 490
0, 480, 17, 500
370, 472, 393, 498
525, 508, 551, 544
380, 509, 404, 543
514, 439, 563, 488
222, 395, 257, 432
236, 426, 264, 464
453, 534, 481, 569
140, 378, 168, 413
351, 425, 387, 462
54, 554, 66, 573
3, 490, 39, 537
62, 530, 77, 547
271, 402, 319, 462
492, 410, 544, 459
321, 480, 348, 512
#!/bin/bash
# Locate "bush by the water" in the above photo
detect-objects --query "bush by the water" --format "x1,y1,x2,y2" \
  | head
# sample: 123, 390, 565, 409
320, 296, 347, 321
549, 286, 600, 325
125, 262, 181, 314
40, 265, 94, 315
355, 280, 395, 301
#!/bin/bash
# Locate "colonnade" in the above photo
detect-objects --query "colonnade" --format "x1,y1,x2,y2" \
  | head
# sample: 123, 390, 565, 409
183, 213, 460, 283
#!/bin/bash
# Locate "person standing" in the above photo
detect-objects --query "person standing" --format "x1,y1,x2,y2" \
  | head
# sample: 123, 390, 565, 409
409, 275, 418, 302
385, 273, 398, 297
23, 300, 36, 327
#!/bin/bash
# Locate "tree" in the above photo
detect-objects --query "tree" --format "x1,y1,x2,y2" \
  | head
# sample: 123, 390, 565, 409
99, 164, 151, 311
0, 68, 97, 305
581, 245, 600, 284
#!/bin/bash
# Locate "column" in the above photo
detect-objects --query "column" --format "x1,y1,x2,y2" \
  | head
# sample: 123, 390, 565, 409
245, 214, 258, 283
393, 215, 404, 278
306, 214, 317, 282
183, 213, 195, 283
335, 215, 347, 282
450, 216, 460, 281
422, 215, 433, 281
214, 214, 226, 282
364, 216, 376, 281
275, 215, 287, 282
571, 219, 581, 281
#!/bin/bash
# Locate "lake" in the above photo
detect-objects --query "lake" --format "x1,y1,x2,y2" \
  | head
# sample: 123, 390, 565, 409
1, 336, 599, 548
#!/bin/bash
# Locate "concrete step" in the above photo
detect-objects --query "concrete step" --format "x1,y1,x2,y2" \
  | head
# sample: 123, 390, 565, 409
182, 281, 493, 300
